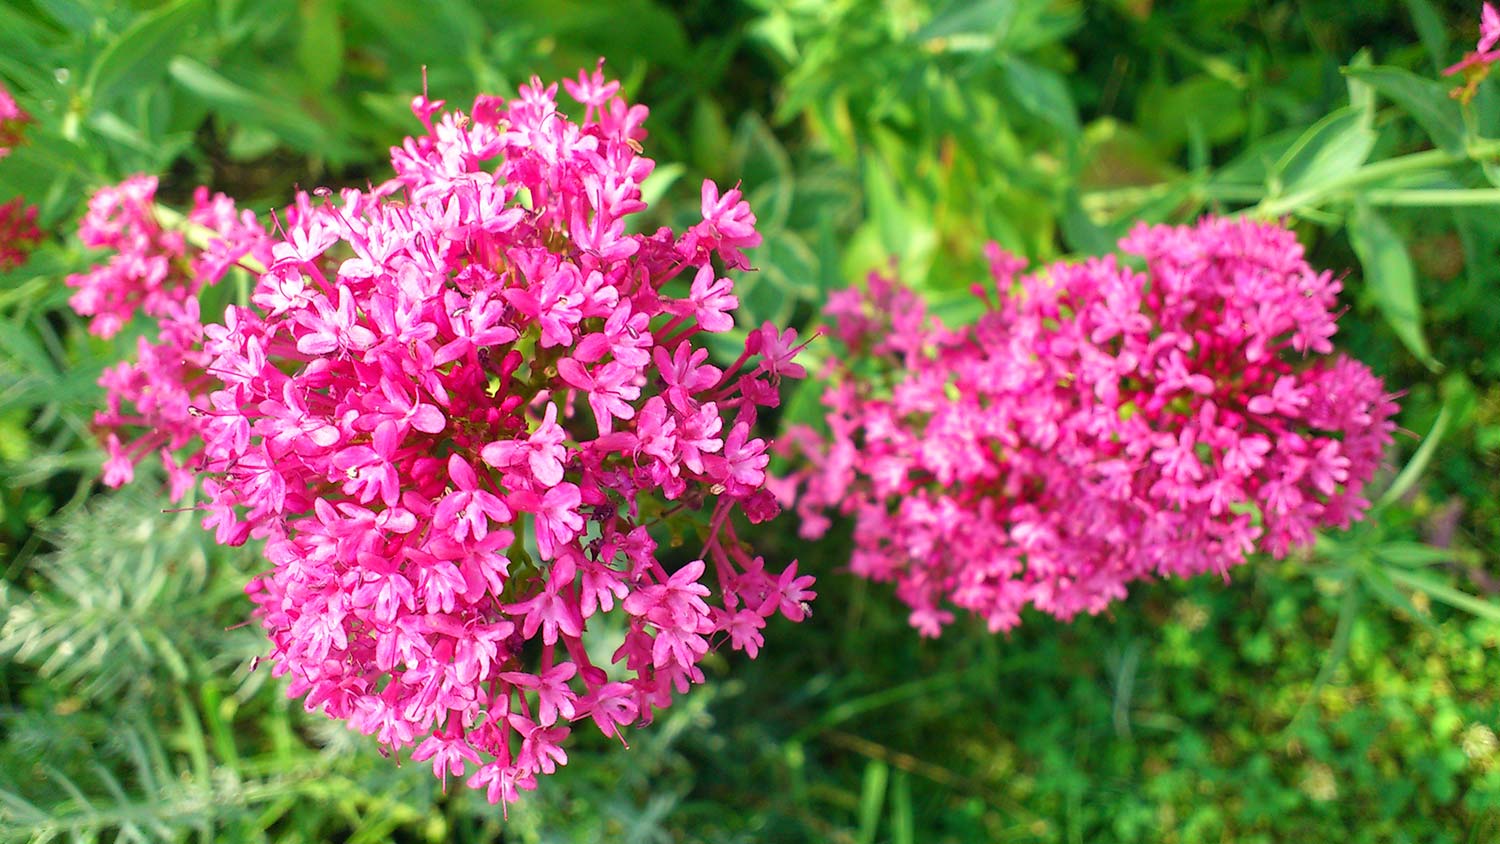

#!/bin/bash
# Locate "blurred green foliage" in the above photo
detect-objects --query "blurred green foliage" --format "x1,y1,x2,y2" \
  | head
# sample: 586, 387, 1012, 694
3, 0, 1500, 841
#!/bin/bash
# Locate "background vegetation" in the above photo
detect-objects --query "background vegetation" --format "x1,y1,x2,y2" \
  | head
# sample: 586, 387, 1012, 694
3, 0, 1500, 841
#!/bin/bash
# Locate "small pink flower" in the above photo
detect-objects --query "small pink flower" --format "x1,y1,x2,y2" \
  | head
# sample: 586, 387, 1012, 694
295, 285, 377, 355
1443, 3, 1500, 99
434, 454, 511, 541
685, 265, 737, 332
532, 483, 584, 561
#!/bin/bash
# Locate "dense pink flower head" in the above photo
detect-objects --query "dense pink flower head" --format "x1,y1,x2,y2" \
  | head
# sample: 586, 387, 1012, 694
0, 197, 42, 270
74, 64, 809, 807
0, 80, 30, 160
785, 217, 1397, 636
0, 81, 40, 270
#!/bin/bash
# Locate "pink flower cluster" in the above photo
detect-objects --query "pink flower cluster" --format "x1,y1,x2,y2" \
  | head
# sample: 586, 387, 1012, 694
0, 197, 41, 271
0, 80, 29, 160
69, 175, 273, 489
73, 64, 813, 807
0, 81, 41, 270
782, 217, 1397, 636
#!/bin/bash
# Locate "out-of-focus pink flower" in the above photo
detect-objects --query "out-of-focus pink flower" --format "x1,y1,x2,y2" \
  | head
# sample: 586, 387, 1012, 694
0, 82, 41, 270
0, 81, 30, 159
785, 217, 1398, 637
0, 198, 41, 270
1444, 3, 1500, 101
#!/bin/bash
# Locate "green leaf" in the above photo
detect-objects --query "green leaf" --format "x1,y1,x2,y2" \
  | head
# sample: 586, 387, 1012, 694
1375, 541, 1475, 568
1211, 126, 1303, 187
891, 770, 914, 844
740, 230, 816, 328
1001, 55, 1079, 138
856, 760, 889, 844
1385, 567, 1500, 623
916, 0, 1017, 44
1477, 80, 1500, 139
84, 0, 209, 112
1289, 583, 1361, 729
1375, 401, 1452, 512
168, 56, 340, 156
636, 162, 684, 217
862, 154, 909, 261
297, 0, 344, 94
1345, 49, 1376, 117
1348, 201, 1438, 370
689, 96, 733, 181
1272, 106, 1376, 197
1403, 0, 1450, 72
1361, 559, 1436, 620
732, 112, 794, 232
1484, 159, 1500, 190
748, 9, 798, 63
1343, 66, 1465, 155
34, 0, 97, 32
1060, 189, 1116, 256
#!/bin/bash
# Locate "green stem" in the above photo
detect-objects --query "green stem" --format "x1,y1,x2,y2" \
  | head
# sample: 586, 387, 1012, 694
1359, 187, 1500, 206
1080, 138, 1500, 219
1079, 181, 1262, 215
1255, 138, 1500, 218
151, 204, 269, 275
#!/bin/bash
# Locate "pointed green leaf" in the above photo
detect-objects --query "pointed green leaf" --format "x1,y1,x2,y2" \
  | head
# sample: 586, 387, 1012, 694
856, 760, 889, 844
168, 56, 341, 157
1403, 0, 1450, 72
84, 0, 208, 111
862, 154, 908, 260
1289, 584, 1361, 728
1376, 401, 1452, 512
1484, 159, 1500, 189
1273, 106, 1376, 197
732, 112, 794, 232
636, 162, 684, 216
891, 770, 914, 844
1001, 55, 1079, 138
916, 0, 1017, 44
1344, 66, 1465, 155
296, 0, 344, 94
1360, 558, 1440, 632
1375, 540, 1477, 568
1386, 567, 1500, 623
689, 96, 733, 181
1348, 201, 1438, 369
